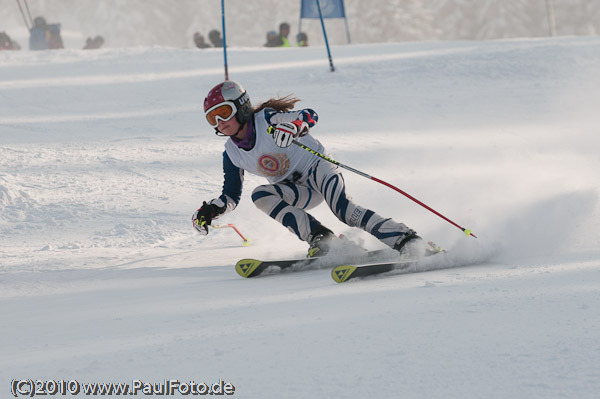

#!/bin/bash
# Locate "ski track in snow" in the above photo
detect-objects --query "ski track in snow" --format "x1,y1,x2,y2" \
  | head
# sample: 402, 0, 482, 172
1, 37, 600, 398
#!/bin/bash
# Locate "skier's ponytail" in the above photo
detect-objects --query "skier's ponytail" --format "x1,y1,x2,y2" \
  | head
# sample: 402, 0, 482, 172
253, 95, 300, 113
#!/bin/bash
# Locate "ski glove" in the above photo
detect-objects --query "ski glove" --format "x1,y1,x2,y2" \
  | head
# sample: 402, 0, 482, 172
271, 120, 309, 148
192, 201, 225, 235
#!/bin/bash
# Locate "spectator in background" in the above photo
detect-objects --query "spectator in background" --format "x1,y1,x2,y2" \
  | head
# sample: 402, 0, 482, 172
29, 16, 63, 50
264, 30, 280, 47
83, 35, 104, 50
296, 32, 308, 47
29, 16, 49, 50
278, 22, 291, 47
0, 31, 21, 50
208, 30, 223, 48
193, 32, 211, 49
47, 24, 64, 49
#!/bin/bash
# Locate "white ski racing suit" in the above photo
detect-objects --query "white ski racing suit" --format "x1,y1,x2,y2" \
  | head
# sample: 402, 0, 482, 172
209, 107, 415, 247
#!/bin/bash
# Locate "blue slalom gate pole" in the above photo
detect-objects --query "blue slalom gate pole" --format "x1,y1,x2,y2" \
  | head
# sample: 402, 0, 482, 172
221, 0, 229, 80
316, 0, 335, 72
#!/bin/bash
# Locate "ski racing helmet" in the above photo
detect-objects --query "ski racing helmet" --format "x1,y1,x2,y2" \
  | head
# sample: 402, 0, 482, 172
204, 81, 252, 132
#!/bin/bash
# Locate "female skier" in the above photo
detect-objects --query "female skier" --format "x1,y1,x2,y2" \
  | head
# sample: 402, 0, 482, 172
193, 81, 431, 258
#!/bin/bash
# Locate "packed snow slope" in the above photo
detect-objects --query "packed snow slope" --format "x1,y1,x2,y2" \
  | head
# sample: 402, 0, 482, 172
1, 37, 600, 398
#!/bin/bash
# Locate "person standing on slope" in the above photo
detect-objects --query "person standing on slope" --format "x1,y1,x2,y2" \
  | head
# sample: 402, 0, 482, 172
193, 80, 433, 258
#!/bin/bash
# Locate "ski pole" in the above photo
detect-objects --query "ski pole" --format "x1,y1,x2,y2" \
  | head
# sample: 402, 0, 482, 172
212, 223, 250, 246
288, 137, 477, 238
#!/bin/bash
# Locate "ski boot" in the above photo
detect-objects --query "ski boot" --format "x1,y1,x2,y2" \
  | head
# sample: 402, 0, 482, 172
394, 232, 444, 259
393, 233, 424, 259
307, 227, 336, 258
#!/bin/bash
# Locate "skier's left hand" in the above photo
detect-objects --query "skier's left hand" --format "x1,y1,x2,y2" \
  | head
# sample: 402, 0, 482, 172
271, 120, 309, 148
272, 122, 298, 148
292, 119, 310, 137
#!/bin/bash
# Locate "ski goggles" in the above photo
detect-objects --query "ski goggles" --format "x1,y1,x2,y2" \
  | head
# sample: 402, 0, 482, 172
205, 101, 237, 127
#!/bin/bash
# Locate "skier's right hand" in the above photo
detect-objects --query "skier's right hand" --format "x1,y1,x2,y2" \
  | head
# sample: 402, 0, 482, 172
192, 201, 225, 235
